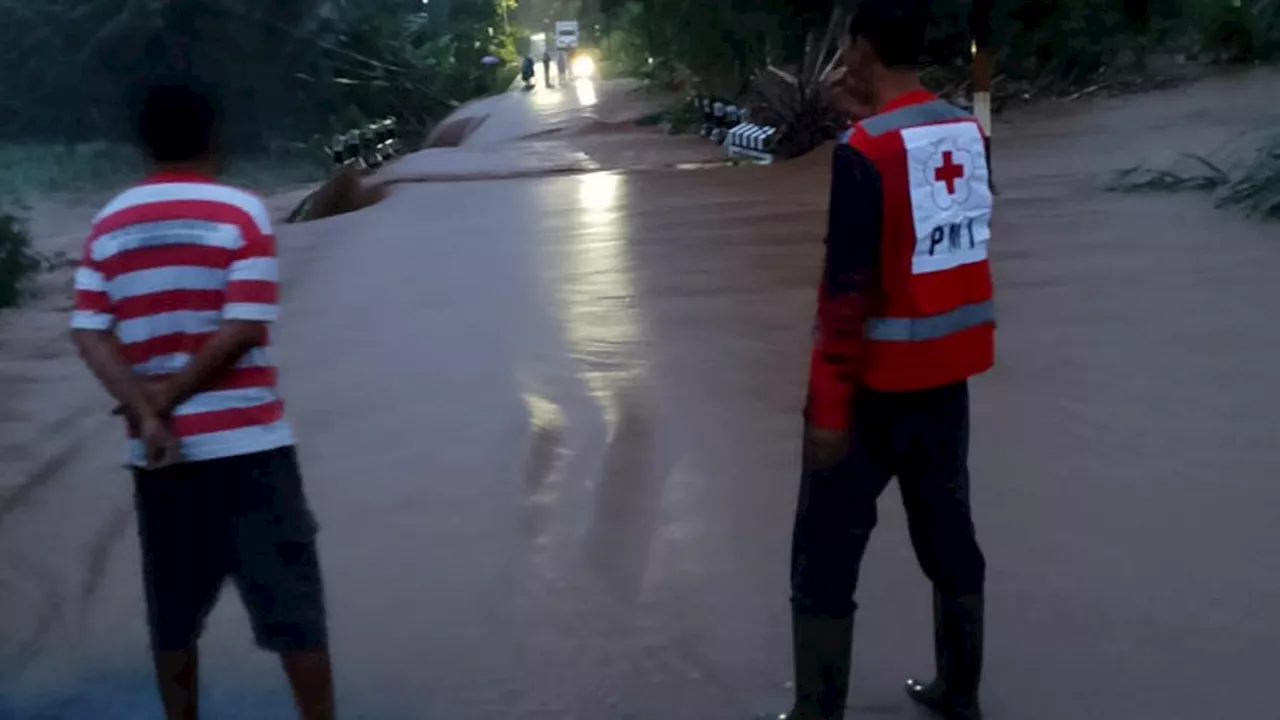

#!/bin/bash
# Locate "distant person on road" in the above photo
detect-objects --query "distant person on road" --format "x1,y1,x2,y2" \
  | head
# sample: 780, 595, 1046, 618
521, 55, 536, 88
542, 50, 553, 87
557, 49, 568, 84
784, 1, 994, 719
70, 79, 336, 720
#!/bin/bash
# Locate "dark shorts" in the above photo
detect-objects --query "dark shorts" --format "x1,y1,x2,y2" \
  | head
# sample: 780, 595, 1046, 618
132, 446, 328, 653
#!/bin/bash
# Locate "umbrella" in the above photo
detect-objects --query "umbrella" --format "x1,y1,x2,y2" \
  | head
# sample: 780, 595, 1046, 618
481, 55, 501, 65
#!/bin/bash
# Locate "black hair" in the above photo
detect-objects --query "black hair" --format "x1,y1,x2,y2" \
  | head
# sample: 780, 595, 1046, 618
847, 0, 930, 69
133, 79, 221, 164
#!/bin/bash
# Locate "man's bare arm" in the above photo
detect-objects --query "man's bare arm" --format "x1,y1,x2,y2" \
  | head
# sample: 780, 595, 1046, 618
156, 320, 267, 414
72, 329, 162, 422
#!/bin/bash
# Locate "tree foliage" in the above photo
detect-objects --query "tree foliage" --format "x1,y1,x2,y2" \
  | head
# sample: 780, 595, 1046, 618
593, 0, 1277, 154
0, 0, 520, 151
1, 0, 1275, 161
605, 0, 1280, 95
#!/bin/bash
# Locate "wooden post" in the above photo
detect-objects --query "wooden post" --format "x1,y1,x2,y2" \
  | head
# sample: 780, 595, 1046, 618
971, 0, 994, 190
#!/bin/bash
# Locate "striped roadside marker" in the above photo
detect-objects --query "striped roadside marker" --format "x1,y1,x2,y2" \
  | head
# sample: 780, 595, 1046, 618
725, 123, 779, 163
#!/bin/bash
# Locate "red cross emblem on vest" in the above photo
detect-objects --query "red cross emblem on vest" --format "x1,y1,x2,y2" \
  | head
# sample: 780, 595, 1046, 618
922, 143, 976, 210
933, 151, 965, 194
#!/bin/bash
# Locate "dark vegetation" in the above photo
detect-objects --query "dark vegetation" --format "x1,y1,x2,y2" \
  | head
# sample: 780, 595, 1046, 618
0, 0, 520, 303
1, 0, 1275, 169
0, 212, 38, 310
588, 0, 1277, 144
0, 207, 75, 310
0, 0, 520, 158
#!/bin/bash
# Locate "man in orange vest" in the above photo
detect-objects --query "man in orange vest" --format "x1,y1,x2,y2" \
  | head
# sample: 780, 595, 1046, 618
786, 1, 993, 719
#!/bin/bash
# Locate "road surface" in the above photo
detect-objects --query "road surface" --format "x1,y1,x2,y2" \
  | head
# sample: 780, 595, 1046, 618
2, 70, 1280, 719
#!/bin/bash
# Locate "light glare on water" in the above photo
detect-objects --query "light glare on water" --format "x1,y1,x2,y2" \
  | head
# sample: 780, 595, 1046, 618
573, 78, 598, 107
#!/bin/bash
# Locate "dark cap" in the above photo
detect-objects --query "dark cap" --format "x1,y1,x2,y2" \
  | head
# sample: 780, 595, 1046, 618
847, 0, 930, 68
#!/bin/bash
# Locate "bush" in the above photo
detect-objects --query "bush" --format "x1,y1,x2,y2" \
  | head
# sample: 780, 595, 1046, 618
1217, 134, 1280, 219
634, 101, 705, 135
493, 65, 520, 95
1192, 0, 1280, 62
0, 211, 39, 309
1108, 134, 1280, 221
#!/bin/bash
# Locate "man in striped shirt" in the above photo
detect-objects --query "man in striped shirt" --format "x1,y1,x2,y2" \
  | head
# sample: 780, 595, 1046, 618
70, 80, 335, 720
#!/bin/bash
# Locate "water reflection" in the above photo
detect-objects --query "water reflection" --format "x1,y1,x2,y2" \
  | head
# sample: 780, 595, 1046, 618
545, 173, 671, 604
573, 78, 598, 107
531, 77, 562, 109
519, 392, 567, 546
577, 170, 620, 219
561, 171, 642, 422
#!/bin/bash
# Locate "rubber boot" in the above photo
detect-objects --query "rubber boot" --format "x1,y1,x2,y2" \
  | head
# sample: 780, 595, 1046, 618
905, 592, 983, 720
783, 612, 853, 720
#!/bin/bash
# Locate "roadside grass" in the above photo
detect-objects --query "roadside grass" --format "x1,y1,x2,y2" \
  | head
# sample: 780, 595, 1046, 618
0, 141, 328, 309
0, 142, 328, 198
1108, 133, 1280, 221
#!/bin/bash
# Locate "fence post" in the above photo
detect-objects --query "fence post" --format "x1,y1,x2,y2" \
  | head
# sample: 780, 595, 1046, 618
971, 0, 994, 191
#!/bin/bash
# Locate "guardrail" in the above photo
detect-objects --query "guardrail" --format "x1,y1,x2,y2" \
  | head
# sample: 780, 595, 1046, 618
724, 124, 780, 164
327, 117, 400, 170
691, 95, 779, 164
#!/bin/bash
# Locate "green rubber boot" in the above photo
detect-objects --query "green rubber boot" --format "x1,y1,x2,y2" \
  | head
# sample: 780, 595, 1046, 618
905, 592, 984, 720
782, 611, 853, 720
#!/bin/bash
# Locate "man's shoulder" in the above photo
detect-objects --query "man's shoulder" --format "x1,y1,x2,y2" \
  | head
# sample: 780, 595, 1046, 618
831, 142, 882, 184
94, 179, 271, 234
851, 99, 976, 160
844, 126, 898, 165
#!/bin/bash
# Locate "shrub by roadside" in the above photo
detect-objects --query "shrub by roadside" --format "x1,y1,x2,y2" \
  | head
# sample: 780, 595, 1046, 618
0, 211, 39, 309
634, 102, 705, 135
1109, 132, 1280, 221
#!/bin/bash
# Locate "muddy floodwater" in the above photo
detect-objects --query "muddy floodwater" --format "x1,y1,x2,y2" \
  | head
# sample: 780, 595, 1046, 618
2, 69, 1280, 719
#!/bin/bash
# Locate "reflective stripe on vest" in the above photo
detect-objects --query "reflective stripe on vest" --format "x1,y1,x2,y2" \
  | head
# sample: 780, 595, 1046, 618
858, 100, 972, 137
865, 299, 995, 342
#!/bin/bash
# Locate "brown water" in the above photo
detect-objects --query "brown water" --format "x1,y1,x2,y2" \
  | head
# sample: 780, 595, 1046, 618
2, 69, 1280, 718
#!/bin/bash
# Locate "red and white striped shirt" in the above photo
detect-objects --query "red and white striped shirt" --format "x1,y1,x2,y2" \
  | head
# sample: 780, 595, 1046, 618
71, 173, 293, 467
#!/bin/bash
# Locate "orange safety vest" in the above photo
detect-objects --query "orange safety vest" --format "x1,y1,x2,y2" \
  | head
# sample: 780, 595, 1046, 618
848, 91, 995, 391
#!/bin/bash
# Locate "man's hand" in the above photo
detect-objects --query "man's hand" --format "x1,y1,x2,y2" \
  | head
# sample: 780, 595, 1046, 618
804, 425, 848, 472
138, 414, 181, 469
112, 379, 179, 424
142, 379, 179, 417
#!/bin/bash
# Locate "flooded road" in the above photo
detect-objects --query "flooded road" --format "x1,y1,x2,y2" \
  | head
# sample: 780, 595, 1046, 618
3, 70, 1280, 719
